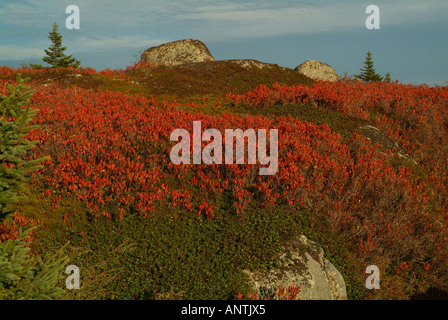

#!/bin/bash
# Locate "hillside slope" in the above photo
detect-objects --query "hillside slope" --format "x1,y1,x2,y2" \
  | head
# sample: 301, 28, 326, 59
1, 64, 448, 300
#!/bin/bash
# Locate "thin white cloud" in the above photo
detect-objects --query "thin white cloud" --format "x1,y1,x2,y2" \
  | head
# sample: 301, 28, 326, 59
0, 37, 165, 61
0, 45, 44, 60
65, 36, 166, 52
2, 0, 447, 30
182, 6, 334, 38
177, 1, 448, 40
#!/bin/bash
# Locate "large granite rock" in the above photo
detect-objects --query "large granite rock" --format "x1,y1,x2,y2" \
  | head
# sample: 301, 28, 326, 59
140, 39, 215, 66
295, 60, 338, 82
243, 235, 347, 300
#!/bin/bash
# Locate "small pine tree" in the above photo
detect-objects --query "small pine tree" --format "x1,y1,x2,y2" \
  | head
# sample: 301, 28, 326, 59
42, 22, 81, 68
0, 75, 49, 221
0, 75, 69, 300
355, 51, 383, 82
384, 72, 392, 83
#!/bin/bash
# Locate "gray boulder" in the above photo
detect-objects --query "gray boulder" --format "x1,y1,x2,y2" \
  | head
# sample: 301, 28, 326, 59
141, 39, 215, 66
295, 60, 338, 82
357, 125, 417, 164
243, 235, 347, 300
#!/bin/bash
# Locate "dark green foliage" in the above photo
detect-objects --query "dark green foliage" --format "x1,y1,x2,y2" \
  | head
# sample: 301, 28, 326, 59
42, 22, 81, 69
28, 64, 44, 71
19, 63, 43, 71
0, 75, 49, 221
0, 76, 69, 300
384, 72, 392, 83
0, 227, 70, 300
59, 203, 309, 300
355, 51, 383, 82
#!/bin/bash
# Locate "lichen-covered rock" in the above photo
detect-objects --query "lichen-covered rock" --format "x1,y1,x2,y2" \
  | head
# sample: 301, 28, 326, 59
140, 39, 215, 66
243, 235, 347, 300
295, 60, 338, 82
357, 125, 416, 164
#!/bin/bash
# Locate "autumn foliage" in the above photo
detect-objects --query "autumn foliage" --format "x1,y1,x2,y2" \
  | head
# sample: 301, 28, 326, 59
1, 64, 448, 299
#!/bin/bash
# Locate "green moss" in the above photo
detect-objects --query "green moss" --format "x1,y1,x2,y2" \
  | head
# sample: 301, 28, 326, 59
11, 186, 365, 300
228, 101, 369, 141
58, 202, 307, 299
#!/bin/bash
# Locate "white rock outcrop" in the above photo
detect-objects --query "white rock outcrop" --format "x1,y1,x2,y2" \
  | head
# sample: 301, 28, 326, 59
141, 39, 215, 67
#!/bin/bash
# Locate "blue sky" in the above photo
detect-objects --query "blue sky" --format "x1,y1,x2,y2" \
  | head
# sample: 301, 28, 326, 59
1, 0, 447, 85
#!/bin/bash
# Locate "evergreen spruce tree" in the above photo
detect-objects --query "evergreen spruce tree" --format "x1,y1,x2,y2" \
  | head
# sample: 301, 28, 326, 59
384, 72, 392, 83
0, 75, 46, 222
355, 51, 383, 82
0, 75, 49, 221
0, 228, 70, 299
0, 75, 69, 300
42, 22, 81, 68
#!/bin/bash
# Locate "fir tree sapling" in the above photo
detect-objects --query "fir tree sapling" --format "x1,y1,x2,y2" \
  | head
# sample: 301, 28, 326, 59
0, 75, 69, 300
0, 75, 49, 221
42, 22, 81, 68
355, 51, 383, 82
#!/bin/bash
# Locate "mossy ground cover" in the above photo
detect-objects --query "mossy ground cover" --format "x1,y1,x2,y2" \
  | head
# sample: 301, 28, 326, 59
10, 184, 366, 300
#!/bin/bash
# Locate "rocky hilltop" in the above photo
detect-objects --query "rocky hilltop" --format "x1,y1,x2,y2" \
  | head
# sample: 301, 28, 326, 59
140, 39, 339, 81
